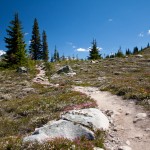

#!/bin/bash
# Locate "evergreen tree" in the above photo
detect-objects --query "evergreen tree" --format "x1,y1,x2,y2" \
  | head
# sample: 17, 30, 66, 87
133, 46, 139, 54
105, 55, 110, 58
110, 54, 115, 58
50, 54, 54, 62
56, 51, 59, 61
88, 39, 101, 60
62, 53, 65, 61
29, 18, 42, 60
42, 30, 49, 62
4, 13, 27, 66
126, 48, 132, 55
53, 46, 59, 61
147, 43, 149, 48
115, 47, 124, 57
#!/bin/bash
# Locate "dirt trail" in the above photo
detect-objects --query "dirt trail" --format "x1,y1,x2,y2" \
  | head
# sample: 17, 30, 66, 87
32, 65, 59, 87
74, 86, 150, 150
33, 66, 150, 150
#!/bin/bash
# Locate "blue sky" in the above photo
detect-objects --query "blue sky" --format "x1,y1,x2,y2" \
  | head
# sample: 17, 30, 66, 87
0, 0, 150, 59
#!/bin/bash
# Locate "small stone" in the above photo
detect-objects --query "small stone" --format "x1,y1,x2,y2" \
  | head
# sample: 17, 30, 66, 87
145, 128, 150, 131
113, 127, 117, 132
136, 113, 147, 118
109, 119, 113, 124
118, 145, 132, 150
133, 113, 147, 123
36, 77, 45, 81
125, 112, 130, 115
17, 67, 28, 73
105, 110, 114, 117
126, 140, 130, 146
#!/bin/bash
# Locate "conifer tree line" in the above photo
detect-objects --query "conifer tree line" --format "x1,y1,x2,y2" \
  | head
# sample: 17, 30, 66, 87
105, 44, 149, 59
4, 13, 49, 67
3, 13, 150, 65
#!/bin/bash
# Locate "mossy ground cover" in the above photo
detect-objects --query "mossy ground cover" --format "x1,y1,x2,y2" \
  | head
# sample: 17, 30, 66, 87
0, 69, 105, 149
50, 50, 150, 110
0, 48, 149, 149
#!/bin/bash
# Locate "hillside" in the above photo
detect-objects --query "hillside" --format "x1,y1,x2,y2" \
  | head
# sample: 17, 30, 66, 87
51, 48, 150, 109
0, 48, 149, 149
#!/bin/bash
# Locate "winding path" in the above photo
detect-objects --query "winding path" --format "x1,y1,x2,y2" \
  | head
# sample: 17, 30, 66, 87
33, 65, 150, 150
74, 86, 150, 150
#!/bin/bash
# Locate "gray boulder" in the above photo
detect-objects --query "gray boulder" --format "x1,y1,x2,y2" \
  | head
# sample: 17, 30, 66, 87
57, 65, 73, 74
61, 108, 109, 131
135, 54, 143, 58
24, 119, 94, 143
17, 67, 28, 73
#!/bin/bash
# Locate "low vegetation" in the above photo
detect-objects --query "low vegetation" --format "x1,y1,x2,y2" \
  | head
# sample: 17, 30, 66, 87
0, 47, 149, 149
50, 48, 150, 110
0, 67, 104, 149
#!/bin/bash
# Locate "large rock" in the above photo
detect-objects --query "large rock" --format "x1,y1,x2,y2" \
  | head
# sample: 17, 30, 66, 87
135, 54, 143, 58
24, 119, 94, 143
57, 65, 73, 74
133, 113, 147, 123
17, 67, 28, 73
61, 108, 109, 131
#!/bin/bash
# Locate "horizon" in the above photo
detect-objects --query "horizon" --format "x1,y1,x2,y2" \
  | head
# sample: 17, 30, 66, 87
0, 0, 150, 59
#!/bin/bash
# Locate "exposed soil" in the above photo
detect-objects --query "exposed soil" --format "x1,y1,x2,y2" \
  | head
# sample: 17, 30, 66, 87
33, 64, 150, 150
74, 86, 150, 150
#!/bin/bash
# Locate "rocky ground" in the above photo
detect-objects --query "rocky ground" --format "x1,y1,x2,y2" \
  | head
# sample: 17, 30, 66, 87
30, 64, 150, 150
74, 86, 150, 150
0, 48, 149, 149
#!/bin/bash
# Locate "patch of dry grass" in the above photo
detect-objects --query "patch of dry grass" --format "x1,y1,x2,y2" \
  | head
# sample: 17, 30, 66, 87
52, 49, 150, 109
0, 69, 103, 149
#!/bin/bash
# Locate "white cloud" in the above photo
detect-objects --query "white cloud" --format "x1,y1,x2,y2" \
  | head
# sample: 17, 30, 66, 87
77, 47, 103, 52
138, 32, 144, 37
108, 18, 113, 22
0, 50, 6, 56
97, 47, 103, 51
24, 32, 29, 36
76, 48, 89, 52
148, 30, 150, 35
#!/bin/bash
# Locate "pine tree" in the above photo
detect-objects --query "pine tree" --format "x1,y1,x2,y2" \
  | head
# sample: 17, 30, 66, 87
53, 46, 59, 61
62, 53, 65, 61
133, 46, 139, 54
126, 48, 132, 55
116, 47, 124, 57
42, 30, 49, 62
4, 13, 27, 66
147, 43, 149, 48
29, 18, 42, 60
88, 39, 101, 60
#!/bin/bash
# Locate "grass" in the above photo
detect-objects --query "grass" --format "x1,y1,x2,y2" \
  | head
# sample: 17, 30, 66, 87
0, 48, 149, 149
49, 49, 150, 110
0, 68, 105, 149
0, 137, 96, 150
